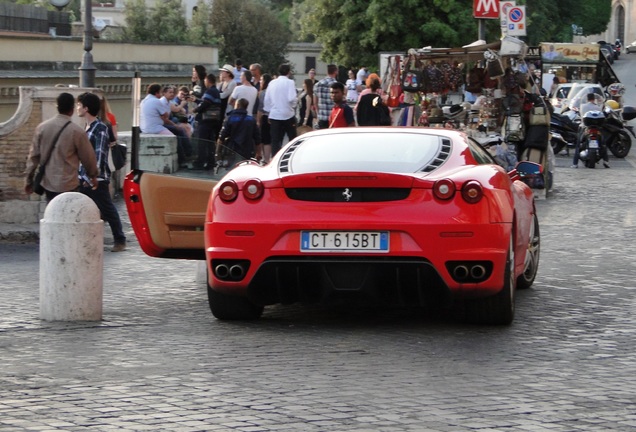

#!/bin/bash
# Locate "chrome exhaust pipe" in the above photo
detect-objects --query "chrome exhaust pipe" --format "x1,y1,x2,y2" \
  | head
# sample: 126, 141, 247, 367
470, 265, 486, 280
215, 264, 229, 279
229, 264, 245, 280
453, 265, 469, 281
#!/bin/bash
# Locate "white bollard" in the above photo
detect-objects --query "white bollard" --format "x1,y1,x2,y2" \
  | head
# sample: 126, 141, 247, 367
39, 192, 104, 321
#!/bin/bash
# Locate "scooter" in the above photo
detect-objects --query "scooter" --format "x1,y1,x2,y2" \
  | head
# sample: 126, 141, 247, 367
550, 110, 580, 155
579, 111, 608, 169
602, 104, 636, 158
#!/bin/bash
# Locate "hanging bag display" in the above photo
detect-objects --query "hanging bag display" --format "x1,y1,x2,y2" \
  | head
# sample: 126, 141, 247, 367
401, 55, 423, 93
503, 114, 525, 142
484, 49, 505, 79
387, 55, 403, 107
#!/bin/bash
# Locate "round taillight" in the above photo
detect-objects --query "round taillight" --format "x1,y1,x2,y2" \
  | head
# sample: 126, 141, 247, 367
243, 179, 264, 200
433, 179, 456, 200
219, 180, 239, 202
462, 181, 483, 204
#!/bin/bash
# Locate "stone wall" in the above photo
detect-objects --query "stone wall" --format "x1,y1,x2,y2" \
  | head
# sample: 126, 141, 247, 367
0, 87, 101, 223
0, 89, 41, 202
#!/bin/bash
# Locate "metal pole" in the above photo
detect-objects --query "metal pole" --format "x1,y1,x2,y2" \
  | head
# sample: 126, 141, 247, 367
79, 0, 96, 88
131, 72, 142, 171
478, 19, 486, 41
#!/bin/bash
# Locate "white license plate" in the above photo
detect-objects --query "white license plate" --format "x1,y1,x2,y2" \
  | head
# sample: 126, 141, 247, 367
589, 139, 599, 149
301, 231, 389, 253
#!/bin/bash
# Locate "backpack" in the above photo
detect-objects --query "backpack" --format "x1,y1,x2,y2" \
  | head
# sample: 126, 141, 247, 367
356, 94, 392, 126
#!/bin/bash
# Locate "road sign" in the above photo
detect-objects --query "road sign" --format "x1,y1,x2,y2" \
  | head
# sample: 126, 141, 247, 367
500, 1, 516, 35
473, 0, 500, 19
506, 5, 526, 36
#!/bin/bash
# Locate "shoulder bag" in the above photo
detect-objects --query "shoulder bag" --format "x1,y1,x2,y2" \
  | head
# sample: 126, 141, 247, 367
110, 143, 127, 171
32, 121, 71, 195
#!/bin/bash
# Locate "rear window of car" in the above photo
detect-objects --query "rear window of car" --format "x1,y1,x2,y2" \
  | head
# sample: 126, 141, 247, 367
555, 87, 571, 99
286, 132, 447, 174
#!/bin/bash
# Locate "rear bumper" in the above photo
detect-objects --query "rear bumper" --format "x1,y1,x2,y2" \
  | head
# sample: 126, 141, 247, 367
206, 222, 511, 306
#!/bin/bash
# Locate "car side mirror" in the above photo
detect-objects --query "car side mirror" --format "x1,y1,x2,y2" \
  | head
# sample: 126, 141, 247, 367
512, 161, 545, 189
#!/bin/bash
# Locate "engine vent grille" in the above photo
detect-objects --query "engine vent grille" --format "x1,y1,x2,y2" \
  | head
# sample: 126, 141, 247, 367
279, 140, 303, 173
422, 139, 452, 172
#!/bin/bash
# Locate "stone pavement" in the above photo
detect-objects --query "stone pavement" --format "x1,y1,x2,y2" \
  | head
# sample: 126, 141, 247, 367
1, 151, 636, 431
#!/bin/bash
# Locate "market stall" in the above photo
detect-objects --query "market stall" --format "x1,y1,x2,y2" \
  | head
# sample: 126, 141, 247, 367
382, 37, 553, 197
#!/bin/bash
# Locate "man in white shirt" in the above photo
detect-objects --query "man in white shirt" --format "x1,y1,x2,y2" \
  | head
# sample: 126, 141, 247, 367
579, 92, 601, 117
233, 59, 248, 84
264, 64, 298, 156
140, 83, 174, 135
229, 71, 258, 116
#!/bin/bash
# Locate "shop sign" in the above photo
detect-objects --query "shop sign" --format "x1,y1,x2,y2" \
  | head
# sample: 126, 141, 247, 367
540, 43, 600, 63
526, 46, 541, 58
473, 0, 500, 19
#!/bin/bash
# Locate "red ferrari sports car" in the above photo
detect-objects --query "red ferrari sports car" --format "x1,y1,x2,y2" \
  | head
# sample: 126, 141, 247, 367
124, 128, 541, 324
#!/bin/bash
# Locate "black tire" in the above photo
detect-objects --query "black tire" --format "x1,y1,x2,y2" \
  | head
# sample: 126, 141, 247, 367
585, 148, 597, 168
609, 131, 632, 158
517, 213, 540, 290
207, 284, 264, 320
551, 137, 566, 155
464, 237, 515, 325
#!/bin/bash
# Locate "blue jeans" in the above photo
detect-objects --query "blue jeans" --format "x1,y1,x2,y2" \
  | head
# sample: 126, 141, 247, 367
79, 181, 126, 244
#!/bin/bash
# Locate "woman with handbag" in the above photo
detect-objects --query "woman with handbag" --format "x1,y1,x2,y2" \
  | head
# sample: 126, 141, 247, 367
256, 74, 273, 164
191, 74, 222, 170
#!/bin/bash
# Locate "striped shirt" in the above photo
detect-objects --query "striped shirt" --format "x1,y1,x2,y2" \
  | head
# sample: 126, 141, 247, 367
315, 77, 336, 121
80, 118, 111, 184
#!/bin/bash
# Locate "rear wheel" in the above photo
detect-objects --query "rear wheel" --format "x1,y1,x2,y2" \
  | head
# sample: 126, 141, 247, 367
609, 132, 632, 158
207, 284, 264, 320
517, 213, 540, 290
585, 148, 597, 168
464, 237, 515, 325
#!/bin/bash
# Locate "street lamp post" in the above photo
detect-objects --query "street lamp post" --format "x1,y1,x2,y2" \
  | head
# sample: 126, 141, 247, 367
49, 0, 95, 87
78, 0, 96, 88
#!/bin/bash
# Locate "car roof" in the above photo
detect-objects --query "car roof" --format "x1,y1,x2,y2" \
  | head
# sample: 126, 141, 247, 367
278, 127, 472, 175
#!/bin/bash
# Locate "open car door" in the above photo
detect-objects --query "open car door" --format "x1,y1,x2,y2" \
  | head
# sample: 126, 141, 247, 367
123, 138, 253, 260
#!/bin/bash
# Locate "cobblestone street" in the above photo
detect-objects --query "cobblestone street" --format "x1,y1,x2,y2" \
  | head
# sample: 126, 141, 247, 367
1, 150, 635, 431
2, 56, 636, 431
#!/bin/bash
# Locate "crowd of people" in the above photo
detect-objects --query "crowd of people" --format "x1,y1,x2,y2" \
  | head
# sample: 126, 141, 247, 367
135, 60, 392, 169
21, 61, 391, 255
129, 59, 390, 170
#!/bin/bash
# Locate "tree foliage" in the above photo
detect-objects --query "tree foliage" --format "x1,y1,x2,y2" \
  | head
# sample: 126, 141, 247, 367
210, 0, 290, 74
147, 0, 188, 43
189, 0, 216, 45
298, 0, 613, 67
299, 0, 481, 67
121, 0, 215, 45
526, 0, 611, 44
